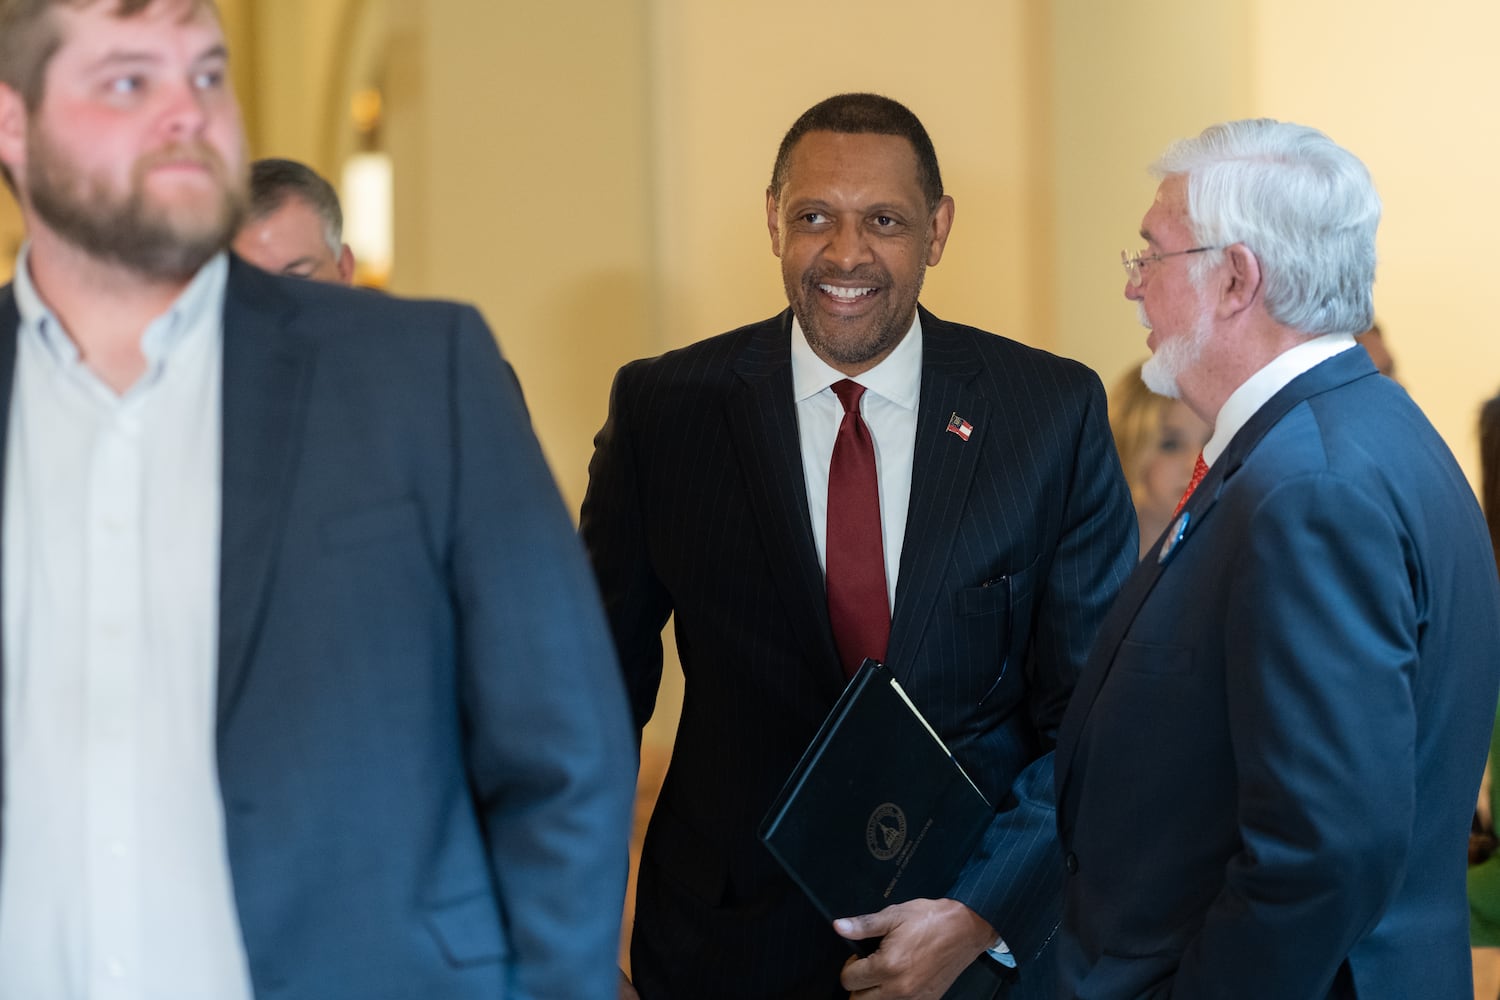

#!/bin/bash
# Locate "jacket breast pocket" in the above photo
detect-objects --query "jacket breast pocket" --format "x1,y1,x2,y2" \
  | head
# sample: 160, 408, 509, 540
1113, 639, 1193, 677
315, 497, 442, 651
321, 497, 423, 552
952, 558, 1037, 705
955, 577, 1011, 618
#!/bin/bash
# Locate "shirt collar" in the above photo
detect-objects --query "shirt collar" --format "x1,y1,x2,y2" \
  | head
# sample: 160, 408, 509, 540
1203, 333, 1358, 466
790, 309, 923, 411
13, 243, 229, 376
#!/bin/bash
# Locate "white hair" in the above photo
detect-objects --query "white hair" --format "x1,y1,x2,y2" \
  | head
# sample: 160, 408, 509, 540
1152, 119, 1380, 337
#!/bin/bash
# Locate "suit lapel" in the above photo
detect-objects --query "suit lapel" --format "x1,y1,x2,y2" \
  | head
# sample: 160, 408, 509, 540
216, 261, 317, 723
1055, 347, 1379, 813
1054, 469, 1227, 807
0, 263, 317, 806
885, 309, 987, 675
724, 313, 845, 698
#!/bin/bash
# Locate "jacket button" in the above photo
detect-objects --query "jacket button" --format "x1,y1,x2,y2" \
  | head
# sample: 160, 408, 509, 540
1065, 852, 1078, 874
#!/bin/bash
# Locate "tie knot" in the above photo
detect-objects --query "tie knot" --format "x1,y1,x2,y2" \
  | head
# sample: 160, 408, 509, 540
1172, 451, 1211, 518
832, 379, 866, 414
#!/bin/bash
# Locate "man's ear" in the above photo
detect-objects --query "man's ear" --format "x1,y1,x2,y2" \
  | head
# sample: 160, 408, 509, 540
1218, 243, 1262, 318
765, 188, 782, 258
0, 83, 29, 190
925, 195, 956, 267
337, 244, 355, 285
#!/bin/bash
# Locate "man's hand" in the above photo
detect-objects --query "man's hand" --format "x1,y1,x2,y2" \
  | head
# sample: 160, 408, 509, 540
835, 897, 996, 999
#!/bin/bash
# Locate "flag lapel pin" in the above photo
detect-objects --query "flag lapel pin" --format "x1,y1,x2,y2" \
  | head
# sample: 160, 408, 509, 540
946, 412, 973, 441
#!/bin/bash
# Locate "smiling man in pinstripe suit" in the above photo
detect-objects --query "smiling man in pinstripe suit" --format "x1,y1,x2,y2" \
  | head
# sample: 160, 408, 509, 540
582, 93, 1137, 1000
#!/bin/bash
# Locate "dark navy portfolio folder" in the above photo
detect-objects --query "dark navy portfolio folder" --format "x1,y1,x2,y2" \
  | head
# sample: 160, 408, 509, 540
759, 659, 1010, 999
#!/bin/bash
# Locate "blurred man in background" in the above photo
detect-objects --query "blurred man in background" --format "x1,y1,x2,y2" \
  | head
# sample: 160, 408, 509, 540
233, 156, 354, 283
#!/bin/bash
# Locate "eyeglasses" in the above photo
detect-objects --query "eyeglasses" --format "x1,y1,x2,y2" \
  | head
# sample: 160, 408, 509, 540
1120, 246, 1220, 288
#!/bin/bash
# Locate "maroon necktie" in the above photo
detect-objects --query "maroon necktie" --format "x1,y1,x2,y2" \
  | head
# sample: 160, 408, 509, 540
1173, 452, 1209, 518
826, 380, 890, 679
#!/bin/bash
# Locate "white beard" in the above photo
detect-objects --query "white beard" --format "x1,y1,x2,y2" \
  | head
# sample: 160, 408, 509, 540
1141, 303, 1211, 399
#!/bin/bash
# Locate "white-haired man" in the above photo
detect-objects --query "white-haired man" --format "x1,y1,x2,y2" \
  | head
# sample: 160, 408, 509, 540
1055, 119, 1500, 998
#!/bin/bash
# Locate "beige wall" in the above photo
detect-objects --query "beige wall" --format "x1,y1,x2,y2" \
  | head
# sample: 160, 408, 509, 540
4, 3, 1491, 479
631, 0, 1048, 746
230, 0, 357, 175
235, 0, 1050, 516
646, 1, 1048, 354
412, 2, 654, 514
1050, 1, 1253, 396
1, 0, 1492, 739
232, 0, 659, 511
1249, 0, 1500, 479
1048, 0, 1499, 481
0, 4, 1493, 692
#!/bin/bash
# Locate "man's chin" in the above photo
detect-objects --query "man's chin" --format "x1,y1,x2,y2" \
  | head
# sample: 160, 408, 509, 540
153, 193, 239, 236
108, 220, 234, 282
799, 316, 898, 371
125, 200, 245, 280
1140, 355, 1183, 399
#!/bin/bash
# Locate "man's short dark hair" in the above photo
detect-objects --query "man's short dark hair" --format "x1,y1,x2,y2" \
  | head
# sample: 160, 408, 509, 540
769, 93, 944, 210
248, 157, 343, 252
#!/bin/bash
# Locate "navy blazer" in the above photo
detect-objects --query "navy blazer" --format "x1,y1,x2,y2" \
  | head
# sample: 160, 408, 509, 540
582, 307, 1136, 999
0, 259, 637, 1000
1056, 349, 1500, 999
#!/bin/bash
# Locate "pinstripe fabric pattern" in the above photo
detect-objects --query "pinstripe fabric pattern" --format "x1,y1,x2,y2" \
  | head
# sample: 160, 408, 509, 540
582, 307, 1136, 999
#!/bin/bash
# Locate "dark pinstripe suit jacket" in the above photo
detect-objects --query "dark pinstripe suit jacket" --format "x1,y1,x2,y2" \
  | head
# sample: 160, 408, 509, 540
581, 307, 1136, 999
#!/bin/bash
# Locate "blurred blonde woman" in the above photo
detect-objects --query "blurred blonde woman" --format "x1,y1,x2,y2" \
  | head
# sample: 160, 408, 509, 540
1108, 363, 1212, 560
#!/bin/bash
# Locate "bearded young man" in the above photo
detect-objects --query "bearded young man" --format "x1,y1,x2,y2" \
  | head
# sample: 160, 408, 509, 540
581, 92, 1136, 1000
1055, 119, 1500, 999
0, 2, 636, 997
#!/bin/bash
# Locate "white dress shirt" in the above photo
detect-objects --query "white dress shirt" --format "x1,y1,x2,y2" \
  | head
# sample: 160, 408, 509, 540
792, 313, 922, 611
1202, 334, 1359, 468
0, 250, 254, 1000
791, 313, 1016, 964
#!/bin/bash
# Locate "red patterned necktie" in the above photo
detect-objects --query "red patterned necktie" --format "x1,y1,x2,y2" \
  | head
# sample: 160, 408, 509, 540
826, 380, 891, 679
1173, 451, 1209, 518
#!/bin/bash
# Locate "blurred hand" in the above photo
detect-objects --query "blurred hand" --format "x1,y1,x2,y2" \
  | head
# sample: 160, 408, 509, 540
1480, 760, 1493, 831
835, 897, 996, 999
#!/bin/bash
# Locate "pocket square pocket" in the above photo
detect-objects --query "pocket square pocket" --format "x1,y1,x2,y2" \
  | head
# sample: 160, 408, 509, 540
320, 497, 422, 551
956, 577, 1009, 616
1113, 639, 1192, 677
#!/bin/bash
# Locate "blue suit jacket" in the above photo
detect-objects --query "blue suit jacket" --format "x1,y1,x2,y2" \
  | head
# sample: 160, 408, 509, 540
1055, 348, 1500, 999
581, 308, 1136, 999
0, 259, 637, 1000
